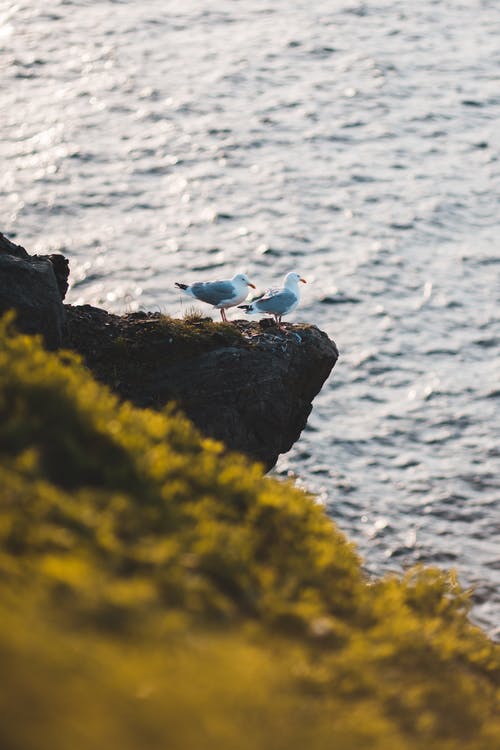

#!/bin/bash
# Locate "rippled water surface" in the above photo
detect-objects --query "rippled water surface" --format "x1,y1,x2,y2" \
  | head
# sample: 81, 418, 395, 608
2, 0, 499, 635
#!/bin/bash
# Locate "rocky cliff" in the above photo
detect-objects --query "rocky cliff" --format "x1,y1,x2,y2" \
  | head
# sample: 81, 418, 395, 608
0, 232, 338, 469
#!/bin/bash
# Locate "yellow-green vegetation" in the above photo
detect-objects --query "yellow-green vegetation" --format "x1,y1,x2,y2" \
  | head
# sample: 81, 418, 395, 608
0, 313, 498, 750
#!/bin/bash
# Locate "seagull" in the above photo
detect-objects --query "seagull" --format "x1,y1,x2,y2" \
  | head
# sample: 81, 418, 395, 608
238, 271, 307, 328
175, 272, 256, 322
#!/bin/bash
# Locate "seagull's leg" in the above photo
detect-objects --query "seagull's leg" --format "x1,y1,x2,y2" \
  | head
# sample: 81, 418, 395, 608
220, 308, 227, 323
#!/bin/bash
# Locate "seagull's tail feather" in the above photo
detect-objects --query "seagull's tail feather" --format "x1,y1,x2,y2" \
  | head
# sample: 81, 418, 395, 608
237, 303, 253, 313
175, 282, 189, 291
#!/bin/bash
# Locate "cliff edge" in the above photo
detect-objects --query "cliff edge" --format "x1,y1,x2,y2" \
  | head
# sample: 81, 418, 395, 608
0, 232, 338, 469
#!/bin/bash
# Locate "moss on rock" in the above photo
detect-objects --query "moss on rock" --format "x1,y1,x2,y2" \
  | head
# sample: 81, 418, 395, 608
0, 313, 498, 750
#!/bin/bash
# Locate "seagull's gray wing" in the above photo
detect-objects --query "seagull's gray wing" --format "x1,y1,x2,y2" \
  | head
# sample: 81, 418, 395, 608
190, 280, 235, 305
255, 288, 297, 314
254, 286, 280, 301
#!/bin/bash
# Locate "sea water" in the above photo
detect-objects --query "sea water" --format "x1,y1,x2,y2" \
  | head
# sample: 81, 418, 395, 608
2, 0, 499, 636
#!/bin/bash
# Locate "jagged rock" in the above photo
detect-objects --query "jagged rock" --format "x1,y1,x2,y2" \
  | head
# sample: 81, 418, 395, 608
0, 233, 70, 301
64, 306, 338, 470
0, 253, 65, 350
42, 253, 70, 301
0, 232, 30, 260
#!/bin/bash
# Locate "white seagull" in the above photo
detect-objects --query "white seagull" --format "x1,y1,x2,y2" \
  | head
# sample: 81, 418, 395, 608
175, 272, 256, 322
238, 271, 307, 328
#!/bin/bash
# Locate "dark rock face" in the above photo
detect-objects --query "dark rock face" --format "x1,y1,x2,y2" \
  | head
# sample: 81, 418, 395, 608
0, 231, 338, 469
43, 253, 70, 301
0, 253, 65, 350
0, 232, 70, 349
0, 232, 30, 260
64, 307, 338, 470
0, 232, 70, 301
166, 336, 332, 468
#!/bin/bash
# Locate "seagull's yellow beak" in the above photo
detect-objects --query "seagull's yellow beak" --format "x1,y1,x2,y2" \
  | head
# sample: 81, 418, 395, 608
248, 282, 256, 288
300, 277, 307, 284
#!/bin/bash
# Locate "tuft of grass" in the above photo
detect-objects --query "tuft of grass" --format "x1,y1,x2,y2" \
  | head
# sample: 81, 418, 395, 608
0, 312, 498, 750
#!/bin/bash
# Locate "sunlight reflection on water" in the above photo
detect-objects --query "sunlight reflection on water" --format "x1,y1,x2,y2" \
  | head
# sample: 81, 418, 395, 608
2, 0, 499, 636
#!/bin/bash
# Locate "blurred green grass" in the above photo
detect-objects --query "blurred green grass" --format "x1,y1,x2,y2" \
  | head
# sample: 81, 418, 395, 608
0, 313, 498, 750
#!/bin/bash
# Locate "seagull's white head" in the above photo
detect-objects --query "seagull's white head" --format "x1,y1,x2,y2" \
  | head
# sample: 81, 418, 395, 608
233, 273, 256, 289
284, 271, 307, 287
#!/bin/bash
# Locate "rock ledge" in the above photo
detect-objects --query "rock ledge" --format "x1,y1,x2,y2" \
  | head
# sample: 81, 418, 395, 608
0, 232, 338, 469
64, 306, 338, 470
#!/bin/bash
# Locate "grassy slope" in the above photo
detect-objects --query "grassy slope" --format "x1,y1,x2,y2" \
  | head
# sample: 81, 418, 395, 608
0, 314, 498, 750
